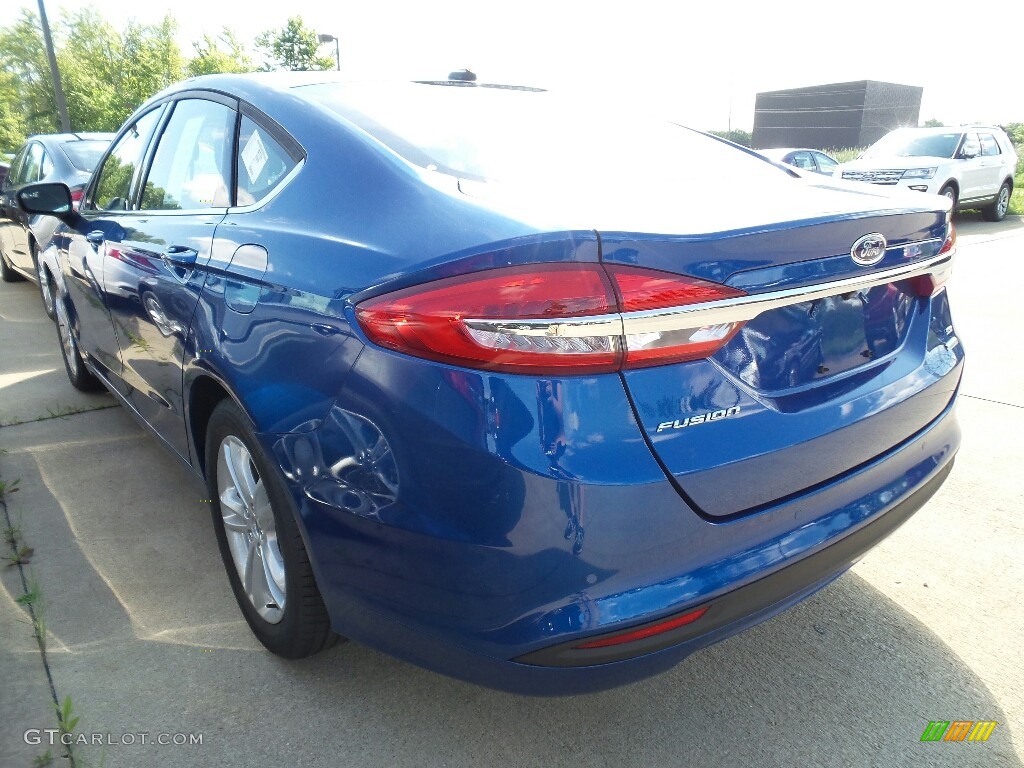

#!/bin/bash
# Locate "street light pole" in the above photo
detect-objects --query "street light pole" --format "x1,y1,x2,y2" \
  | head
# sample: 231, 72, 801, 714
37, 0, 70, 132
318, 33, 340, 71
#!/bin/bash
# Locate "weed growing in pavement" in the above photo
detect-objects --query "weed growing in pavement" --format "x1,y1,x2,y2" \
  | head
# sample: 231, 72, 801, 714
32, 750, 54, 767
3, 542, 34, 566
15, 573, 47, 652
0, 476, 20, 498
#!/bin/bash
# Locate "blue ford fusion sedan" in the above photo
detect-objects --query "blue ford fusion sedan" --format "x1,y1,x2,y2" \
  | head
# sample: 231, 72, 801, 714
17, 73, 962, 694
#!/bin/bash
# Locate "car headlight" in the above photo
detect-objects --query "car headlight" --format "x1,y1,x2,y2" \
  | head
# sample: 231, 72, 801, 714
902, 167, 937, 179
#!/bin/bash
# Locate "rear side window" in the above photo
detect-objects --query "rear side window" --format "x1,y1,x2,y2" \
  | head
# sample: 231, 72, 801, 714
979, 134, 1000, 156
90, 109, 162, 211
141, 99, 235, 211
236, 115, 298, 206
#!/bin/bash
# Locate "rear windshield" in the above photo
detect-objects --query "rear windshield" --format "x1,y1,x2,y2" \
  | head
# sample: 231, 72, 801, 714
299, 82, 787, 185
60, 140, 110, 172
863, 131, 961, 159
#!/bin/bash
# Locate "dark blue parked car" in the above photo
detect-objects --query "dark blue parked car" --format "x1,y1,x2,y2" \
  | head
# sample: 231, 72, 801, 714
18, 73, 961, 694
0, 132, 114, 317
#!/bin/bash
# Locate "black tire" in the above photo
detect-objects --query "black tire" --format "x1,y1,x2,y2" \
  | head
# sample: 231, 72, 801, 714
983, 182, 1012, 222
0, 247, 25, 283
938, 183, 958, 211
54, 291, 103, 391
32, 243, 56, 320
205, 398, 340, 658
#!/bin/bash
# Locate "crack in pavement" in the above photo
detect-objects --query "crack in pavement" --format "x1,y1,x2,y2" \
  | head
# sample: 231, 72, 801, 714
0, 403, 119, 429
1, 479, 78, 767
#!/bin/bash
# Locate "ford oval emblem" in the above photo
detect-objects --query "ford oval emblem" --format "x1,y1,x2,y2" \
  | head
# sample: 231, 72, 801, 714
851, 233, 887, 266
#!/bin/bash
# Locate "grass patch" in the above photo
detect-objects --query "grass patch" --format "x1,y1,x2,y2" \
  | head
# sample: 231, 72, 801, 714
1009, 173, 1024, 216
826, 147, 863, 163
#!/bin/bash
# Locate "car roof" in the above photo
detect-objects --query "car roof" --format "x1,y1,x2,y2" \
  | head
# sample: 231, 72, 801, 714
888, 125, 1005, 135
25, 132, 116, 143
758, 147, 833, 158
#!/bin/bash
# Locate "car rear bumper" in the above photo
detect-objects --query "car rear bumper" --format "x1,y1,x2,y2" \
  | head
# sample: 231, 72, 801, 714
265, 369, 960, 694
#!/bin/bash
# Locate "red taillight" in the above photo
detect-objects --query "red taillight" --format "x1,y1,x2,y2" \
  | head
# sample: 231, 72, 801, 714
573, 606, 710, 650
70, 186, 84, 212
355, 264, 747, 374
356, 264, 622, 374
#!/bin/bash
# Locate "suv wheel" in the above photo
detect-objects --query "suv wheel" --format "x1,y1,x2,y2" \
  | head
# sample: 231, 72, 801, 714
938, 184, 958, 210
983, 182, 1011, 222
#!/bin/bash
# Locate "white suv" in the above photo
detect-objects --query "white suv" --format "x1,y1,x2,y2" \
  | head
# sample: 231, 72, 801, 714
834, 126, 1017, 221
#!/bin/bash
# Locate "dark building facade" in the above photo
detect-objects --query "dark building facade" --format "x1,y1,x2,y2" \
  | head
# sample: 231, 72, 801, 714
752, 80, 923, 150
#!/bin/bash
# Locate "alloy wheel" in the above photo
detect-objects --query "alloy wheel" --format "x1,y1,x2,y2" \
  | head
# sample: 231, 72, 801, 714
216, 435, 287, 623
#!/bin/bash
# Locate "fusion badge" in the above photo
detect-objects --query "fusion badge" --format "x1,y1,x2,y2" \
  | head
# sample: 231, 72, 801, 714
656, 406, 741, 433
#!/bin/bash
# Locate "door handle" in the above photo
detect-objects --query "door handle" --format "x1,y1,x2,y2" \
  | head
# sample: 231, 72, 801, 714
162, 245, 199, 267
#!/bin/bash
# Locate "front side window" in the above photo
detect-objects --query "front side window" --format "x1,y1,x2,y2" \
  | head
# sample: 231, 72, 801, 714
141, 99, 235, 211
90, 109, 162, 211
236, 115, 298, 206
790, 151, 814, 170
960, 132, 980, 158
814, 152, 837, 174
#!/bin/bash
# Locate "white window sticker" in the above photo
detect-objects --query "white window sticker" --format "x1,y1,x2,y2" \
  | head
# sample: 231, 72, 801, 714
241, 129, 269, 185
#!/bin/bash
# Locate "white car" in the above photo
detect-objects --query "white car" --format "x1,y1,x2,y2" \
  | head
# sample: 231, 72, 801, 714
757, 147, 839, 176
835, 126, 1017, 221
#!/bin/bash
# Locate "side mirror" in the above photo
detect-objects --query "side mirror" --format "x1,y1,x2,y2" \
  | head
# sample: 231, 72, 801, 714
960, 142, 980, 159
17, 182, 76, 222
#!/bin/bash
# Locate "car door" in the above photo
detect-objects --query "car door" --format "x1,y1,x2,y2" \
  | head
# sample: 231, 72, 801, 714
0, 146, 28, 261
101, 95, 237, 461
976, 133, 1006, 197
1, 141, 45, 270
68, 108, 166, 381
957, 132, 988, 201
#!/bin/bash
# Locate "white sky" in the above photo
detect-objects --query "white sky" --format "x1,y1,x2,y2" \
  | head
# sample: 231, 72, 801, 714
12, 0, 1024, 132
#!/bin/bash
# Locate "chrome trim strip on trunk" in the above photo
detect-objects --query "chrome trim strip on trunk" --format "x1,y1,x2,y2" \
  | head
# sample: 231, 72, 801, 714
621, 251, 952, 335
463, 249, 953, 339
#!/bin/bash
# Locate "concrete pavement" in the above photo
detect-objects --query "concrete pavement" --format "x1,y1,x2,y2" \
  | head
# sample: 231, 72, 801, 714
1, 218, 1022, 767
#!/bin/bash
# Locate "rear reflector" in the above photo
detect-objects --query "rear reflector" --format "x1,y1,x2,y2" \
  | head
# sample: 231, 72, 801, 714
355, 264, 747, 374
573, 606, 710, 650
70, 185, 84, 212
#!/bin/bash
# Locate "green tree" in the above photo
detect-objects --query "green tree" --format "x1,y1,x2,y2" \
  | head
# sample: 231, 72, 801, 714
188, 28, 255, 77
1001, 122, 1024, 148
922, 118, 945, 127
57, 10, 124, 132
0, 8, 190, 151
116, 15, 185, 117
256, 17, 334, 71
0, 9, 58, 146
